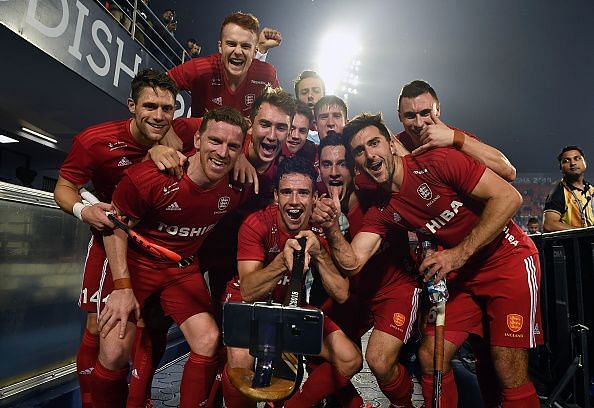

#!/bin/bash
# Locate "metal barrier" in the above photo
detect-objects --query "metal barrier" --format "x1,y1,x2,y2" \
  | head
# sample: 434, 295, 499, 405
99, 0, 190, 69
531, 227, 593, 407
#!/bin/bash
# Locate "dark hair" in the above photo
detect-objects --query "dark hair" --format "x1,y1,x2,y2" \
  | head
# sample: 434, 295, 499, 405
130, 68, 178, 102
397, 80, 439, 112
557, 145, 585, 162
342, 112, 391, 146
319, 133, 355, 176
313, 95, 348, 119
295, 101, 314, 127
186, 38, 198, 45
199, 106, 250, 143
250, 87, 297, 122
220, 11, 259, 39
293, 70, 325, 98
527, 217, 539, 224
274, 156, 318, 192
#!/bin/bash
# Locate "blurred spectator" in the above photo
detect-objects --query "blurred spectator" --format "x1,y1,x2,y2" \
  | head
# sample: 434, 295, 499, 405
526, 217, 540, 234
543, 145, 594, 231
161, 8, 177, 35
185, 38, 202, 58
108, 0, 132, 32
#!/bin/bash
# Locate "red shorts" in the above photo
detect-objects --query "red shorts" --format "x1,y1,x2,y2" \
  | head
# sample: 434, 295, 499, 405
131, 263, 212, 326
424, 249, 543, 348
323, 271, 421, 344
78, 236, 112, 314
223, 279, 339, 338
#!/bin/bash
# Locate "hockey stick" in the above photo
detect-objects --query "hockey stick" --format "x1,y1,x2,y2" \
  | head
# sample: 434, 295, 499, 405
228, 237, 307, 401
433, 301, 446, 408
80, 188, 183, 264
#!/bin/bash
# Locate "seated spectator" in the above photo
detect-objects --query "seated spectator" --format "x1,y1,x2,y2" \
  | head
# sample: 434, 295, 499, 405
108, 0, 132, 32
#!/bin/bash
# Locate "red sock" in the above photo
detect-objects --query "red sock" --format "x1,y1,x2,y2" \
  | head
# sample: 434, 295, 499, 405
221, 364, 257, 408
378, 364, 413, 407
179, 352, 219, 408
335, 380, 364, 408
284, 362, 352, 408
90, 361, 129, 408
421, 370, 457, 408
127, 326, 152, 408
501, 381, 539, 408
76, 329, 100, 408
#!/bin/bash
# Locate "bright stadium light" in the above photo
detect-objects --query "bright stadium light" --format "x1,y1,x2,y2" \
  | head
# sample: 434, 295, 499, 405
315, 28, 362, 100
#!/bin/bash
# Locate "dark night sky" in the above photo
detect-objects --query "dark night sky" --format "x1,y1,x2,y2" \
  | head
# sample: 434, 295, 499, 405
153, 0, 594, 174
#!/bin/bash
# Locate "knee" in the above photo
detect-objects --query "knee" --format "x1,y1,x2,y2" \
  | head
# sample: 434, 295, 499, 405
491, 347, 529, 388
86, 314, 99, 335
417, 342, 434, 376
365, 348, 395, 379
336, 347, 362, 377
227, 347, 252, 369
99, 342, 130, 369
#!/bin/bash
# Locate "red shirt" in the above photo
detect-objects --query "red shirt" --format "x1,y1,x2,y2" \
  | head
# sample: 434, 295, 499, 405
60, 118, 199, 203
236, 204, 327, 302
168, 54, 279, 117
347, 199, 415, 297
112, 160, 251, 269
360, 148, 532, 270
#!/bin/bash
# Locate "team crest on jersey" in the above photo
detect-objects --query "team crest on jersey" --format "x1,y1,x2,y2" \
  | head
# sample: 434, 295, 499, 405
212, 97, 223, 106
393, 313, 406, 327
393, 212, 402, 223
417, 183, 433, 200
217, 196, 230, 211
245, 94, 255, 106
506, 314, 523, 332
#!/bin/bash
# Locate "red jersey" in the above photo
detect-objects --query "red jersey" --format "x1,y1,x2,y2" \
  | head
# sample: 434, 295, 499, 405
360, 148, 534, 271
168, 54, 279, 117
112, 160, 251, 270
347, 199, 415, 297
236, 204, 326, 302
59, 118, 199, 203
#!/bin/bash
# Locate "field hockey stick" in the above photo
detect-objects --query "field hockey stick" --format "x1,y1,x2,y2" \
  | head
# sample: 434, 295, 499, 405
433, 301, 445, 408
80, 188, 183, 263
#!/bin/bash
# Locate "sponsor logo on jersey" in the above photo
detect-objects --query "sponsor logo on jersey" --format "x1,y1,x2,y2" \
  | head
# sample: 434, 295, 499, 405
506, 314, 523, 332
78, 367, 94, 375
417, 183, 433, 200
534, 323, 540, 335
393, 212, 401, 222
131, 368, 139, 379
117, 156, 132, 167
393, 313, 406, 327
162, 182, 179, 195
218, 196, 230, 211
157, 221, 215, 237
425, 200, 464, 233
108, 141, 127, 151
245, 94, 255, 106
166, 202, 182, 211
250, 80, 271, 86
211, 77, 222, 86
412, 168, 428, 175
502, 224, 519, 246
212, 96, 223, 106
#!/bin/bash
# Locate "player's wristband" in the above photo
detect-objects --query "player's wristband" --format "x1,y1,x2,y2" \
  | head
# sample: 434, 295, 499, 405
113, 278, 133, 290
453, 131, 465, 150
73, 202, 91, 221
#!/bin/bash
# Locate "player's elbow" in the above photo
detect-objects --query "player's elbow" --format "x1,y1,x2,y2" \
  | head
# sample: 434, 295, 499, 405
503, 165, 517, 182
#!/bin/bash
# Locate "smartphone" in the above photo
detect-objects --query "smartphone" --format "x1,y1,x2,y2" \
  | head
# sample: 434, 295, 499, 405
222, 302, 324, 356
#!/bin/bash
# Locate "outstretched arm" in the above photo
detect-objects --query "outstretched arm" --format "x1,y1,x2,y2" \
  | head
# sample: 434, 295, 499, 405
311, 197, 382, 276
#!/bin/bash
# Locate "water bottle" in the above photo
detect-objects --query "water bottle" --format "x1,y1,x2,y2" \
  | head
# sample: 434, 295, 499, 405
421, 240, 449, 303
